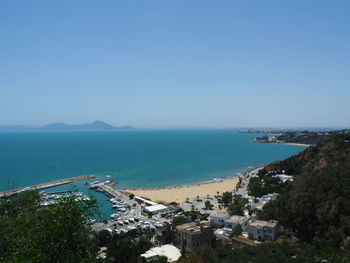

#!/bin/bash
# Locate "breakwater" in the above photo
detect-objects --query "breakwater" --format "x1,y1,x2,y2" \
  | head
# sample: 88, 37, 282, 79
0, 174, 96, 198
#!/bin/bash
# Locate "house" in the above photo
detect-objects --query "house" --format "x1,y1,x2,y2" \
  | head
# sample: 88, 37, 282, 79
224, 215, 249, 231
209, 210, 229, 226
247, 220, 279, 241
174, 222, 214, 253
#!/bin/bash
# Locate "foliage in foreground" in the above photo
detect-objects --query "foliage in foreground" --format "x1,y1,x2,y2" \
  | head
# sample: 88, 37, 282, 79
0, 190, 157, 263
0, 191, 101, 263
177, 242, 350, 263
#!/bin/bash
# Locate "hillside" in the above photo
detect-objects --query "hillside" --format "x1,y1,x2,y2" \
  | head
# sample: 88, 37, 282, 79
41, 121, 133, 131
263, 133, 350, 175
258, 133, 350, 248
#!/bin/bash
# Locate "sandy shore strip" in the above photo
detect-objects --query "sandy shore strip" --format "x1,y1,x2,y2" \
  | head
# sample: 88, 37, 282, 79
278, 142, 313, 147
253, 139, 312, 147
122, 177, 239, 204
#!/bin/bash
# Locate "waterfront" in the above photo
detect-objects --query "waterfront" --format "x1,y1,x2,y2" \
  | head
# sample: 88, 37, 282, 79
0, 130, 306, 190
0, 130, 306, 219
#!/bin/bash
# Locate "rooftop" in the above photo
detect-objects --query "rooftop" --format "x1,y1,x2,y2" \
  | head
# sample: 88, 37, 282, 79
209, 210, 229, 218
249, 220, 278, 228
141, 244, 181, 262
226, 215, 248, 224
144, 204, 168, 213
176, 222, 210, 233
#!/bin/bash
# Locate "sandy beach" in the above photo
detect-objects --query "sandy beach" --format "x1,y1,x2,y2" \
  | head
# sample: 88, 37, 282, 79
253, 139, 312, 147
278, 142, 312, 147
122, 177, 239, 203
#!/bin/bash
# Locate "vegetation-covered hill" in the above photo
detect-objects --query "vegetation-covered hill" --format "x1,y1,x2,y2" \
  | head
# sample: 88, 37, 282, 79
257, 133, 350, 248
263, 133, 350, 175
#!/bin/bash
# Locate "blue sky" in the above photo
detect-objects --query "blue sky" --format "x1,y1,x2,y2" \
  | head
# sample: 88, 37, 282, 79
1, 0, 349, 128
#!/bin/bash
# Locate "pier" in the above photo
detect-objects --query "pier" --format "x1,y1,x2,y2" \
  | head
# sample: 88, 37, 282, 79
90, 180, 120, 198
0, 174, 96, 198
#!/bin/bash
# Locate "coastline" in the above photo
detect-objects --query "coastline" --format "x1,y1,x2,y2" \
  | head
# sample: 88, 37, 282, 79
121, 177, 240, 203
121, 167, 261, 203
252, 139, 312, 147
278, 142, 313, 147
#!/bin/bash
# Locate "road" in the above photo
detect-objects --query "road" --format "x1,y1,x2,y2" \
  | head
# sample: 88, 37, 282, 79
235, 167, 262, 198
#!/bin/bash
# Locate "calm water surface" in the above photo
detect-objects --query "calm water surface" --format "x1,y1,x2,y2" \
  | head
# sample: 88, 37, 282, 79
0, 130, 306, 218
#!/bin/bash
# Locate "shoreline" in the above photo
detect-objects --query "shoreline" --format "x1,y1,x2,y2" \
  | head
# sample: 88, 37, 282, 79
252, 139, 312, 147
121, 167, 261, 203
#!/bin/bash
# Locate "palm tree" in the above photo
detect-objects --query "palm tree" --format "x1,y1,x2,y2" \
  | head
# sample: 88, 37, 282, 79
191, 204, 195, 211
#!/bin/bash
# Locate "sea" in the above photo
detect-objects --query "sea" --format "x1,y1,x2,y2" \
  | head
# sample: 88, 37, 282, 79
0, 130, 306, 219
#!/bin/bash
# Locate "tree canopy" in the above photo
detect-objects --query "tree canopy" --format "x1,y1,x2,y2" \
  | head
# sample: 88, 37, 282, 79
259, 165, 350, 248
0, 190, 100, 263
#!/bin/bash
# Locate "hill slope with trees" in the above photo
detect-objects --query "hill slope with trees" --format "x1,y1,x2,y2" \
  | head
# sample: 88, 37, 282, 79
263, 133, 350, 175
258, 133, 350, 248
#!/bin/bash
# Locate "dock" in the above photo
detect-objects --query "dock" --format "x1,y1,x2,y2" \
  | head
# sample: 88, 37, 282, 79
98, 183, 120, 198
0, 174, 96, 198
90, 180, 120, 198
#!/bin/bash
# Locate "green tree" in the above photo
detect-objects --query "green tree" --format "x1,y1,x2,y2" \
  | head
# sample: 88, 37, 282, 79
97, 229, 112, 247
227, 194, 248, 216
106, 233, 152, 263
148, 255, 168, 263
260, 165, 350, 248
204, 200, 213, 210
221, 191, 233, 207
231, 224, 242, 236
0, 190, 100, 263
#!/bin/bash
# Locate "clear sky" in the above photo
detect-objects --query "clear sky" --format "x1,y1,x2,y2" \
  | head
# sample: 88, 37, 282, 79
1, 0, 349, 128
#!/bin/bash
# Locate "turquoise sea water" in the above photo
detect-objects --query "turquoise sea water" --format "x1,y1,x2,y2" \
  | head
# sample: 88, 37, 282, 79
0, 130, 306, 218
0, 130, 306, 191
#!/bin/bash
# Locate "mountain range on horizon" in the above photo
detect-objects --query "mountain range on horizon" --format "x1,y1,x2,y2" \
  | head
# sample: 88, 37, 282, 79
0, 121, 134, 132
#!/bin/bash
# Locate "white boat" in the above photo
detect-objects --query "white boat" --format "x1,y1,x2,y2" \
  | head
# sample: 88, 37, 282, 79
110, 213, 118, 218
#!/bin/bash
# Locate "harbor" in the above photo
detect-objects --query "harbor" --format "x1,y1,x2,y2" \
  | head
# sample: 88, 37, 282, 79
0, 174, 96, 198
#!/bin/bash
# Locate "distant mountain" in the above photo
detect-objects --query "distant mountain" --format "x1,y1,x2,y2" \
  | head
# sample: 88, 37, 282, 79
0, 121, 134, 132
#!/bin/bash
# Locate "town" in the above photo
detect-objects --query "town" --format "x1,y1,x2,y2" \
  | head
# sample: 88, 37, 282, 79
82, 167, 290, 261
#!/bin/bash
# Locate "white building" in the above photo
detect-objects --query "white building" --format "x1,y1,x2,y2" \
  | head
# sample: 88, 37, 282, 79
209, 210, 229, 225
141, 244, 181, 262
247, 220, 279, 241
275, 174, 293, 182
224, 215, 249, 231
135, 196, 158, 206
143, 204, 168, 215
260, 193, 279, 201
